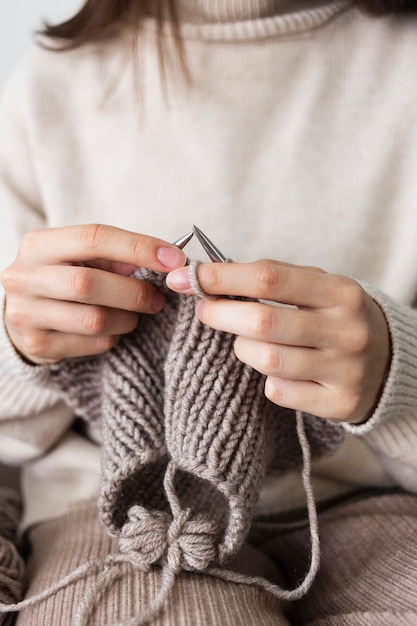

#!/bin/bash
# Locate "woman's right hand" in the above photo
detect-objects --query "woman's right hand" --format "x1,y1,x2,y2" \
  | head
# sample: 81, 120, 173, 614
1, 224, 186, 364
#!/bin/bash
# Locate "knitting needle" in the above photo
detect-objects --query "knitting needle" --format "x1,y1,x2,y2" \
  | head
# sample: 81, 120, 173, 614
173, 231, 194, 249
192, 225, 250, 302
192, 225, 228, 263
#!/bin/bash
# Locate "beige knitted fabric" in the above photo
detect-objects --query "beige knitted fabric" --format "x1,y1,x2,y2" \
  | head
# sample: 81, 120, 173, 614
0, 262, 343, 624
48, 261, 343, 552
0, 488, 24, 626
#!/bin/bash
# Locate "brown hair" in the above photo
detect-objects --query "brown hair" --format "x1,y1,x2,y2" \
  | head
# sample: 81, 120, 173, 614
41, 1, 181, 47
40, 1, 187, 87
41, 0, 417, 50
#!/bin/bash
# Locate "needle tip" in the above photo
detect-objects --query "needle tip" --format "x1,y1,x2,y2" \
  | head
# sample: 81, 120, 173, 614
192, 225, 227, 263
173, 231, 194, 249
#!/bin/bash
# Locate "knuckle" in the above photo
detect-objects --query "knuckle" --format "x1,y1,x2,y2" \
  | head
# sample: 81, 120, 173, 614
259, 344, 281, 374
78, 224, 104, 250
68, 268, 95, 301
351, 325, 370, 354
342, 322, 370, 354
125, 313, 139, 333
81, 306, 107, 335
248, 307, 275, 338
264, 377, 284, 405
1, 266, 19, 293
21, 332, 49, 360
338, 277, 365, 313
95, 335, 118, 354
256, 260, 280, 298
335, 390, 361, 422
131, 234, 148, 262
5, 302, 27, 329
133, 284, 151, 311
19, 231, 39, 257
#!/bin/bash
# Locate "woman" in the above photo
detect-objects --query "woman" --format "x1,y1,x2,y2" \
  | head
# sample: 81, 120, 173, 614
0, 0, 417, 624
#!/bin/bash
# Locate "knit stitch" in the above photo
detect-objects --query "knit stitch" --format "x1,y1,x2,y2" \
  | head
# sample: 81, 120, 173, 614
0, 261, 344, 624
49, 260, 343, 547
0, 488, 24, 626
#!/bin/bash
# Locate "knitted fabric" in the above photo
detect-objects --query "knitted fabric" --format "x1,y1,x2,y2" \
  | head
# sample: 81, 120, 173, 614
48, 262, 343, 551
0, 488, 24, 626
0, 262, 344, 625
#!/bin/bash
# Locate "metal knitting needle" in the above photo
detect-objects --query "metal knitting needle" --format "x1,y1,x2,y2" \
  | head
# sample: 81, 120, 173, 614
192, 225, 249, 301
173, 231, 194, 249
192, 225, 228, 263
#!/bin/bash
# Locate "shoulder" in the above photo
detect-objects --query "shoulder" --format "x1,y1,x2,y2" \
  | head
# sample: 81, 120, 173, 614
1, 30, 130, 123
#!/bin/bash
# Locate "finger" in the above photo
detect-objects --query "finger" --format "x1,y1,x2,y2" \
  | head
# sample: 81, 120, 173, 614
234, 336, 341, 382
24, 264, 165, 313
12, 329, 122, 364
20, 225, 186, 271
196, 298, 342, 349
264, 377, 352, 422
85, 260, 140, 276
168, 260, 358, 310
19, 300, 140, 337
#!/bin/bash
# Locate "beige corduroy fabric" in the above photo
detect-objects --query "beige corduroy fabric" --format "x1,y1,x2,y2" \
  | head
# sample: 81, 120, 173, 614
15, 500, 289, 626
11, 491, 417, 625
255, 490, 417, 625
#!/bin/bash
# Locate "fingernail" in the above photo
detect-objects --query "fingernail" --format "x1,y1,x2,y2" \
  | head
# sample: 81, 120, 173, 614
156, 247, 185, 269
166, 268, 191, 291
152, 291, 165, 312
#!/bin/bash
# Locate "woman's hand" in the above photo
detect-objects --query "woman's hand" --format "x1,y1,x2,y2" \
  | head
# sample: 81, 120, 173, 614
166, 260, 391, 425
1, 224, 186, 364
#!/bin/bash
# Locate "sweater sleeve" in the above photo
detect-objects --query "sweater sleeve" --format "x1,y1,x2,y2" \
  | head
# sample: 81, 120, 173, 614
344, 283, 417, 491
0, 53, 74, 464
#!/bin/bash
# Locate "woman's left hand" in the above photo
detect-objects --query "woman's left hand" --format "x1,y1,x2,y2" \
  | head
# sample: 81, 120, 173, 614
166, 260, 391, 425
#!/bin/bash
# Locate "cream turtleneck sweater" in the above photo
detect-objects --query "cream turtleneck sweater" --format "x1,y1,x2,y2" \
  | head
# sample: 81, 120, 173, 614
1, 0, 417, 529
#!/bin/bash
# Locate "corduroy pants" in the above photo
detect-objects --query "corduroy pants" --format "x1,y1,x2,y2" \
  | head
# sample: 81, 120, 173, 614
11, 490, 417, 626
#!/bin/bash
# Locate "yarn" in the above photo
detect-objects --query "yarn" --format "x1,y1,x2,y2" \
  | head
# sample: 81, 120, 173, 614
0, 487, 24, 625
0, 413, 320, 626
0, 259, 344, 625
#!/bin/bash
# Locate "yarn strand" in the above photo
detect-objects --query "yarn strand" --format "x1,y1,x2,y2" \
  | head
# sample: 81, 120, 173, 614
0, 556, 113, 614
0, 259, 325, 625
0, 414, 320, 625
105, 566, 177, 626
75, 563, 123, 626
204, 410, 320, 602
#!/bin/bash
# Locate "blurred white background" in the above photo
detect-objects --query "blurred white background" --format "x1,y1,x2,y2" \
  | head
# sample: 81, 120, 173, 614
0, 0, 83, 487
0, 0, 83, 92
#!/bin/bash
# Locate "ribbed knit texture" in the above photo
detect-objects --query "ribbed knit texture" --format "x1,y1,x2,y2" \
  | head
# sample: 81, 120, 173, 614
272, 491, 417, 624
8, 501, 287, 626
7, 492, 417, 625
8, 261, 339, 623
49, 262, 343, 556
0, 488, 24, 625
168, 0, 350, 40
346, 283, 417, 464
3, 0, 417, 523
2, 2, 417, 619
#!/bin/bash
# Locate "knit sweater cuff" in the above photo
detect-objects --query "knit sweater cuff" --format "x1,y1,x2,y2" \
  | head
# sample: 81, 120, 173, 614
344, 284, 417, 451
0, 295, 57, 420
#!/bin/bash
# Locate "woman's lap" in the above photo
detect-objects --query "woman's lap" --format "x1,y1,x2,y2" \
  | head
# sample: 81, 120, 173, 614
14, 501, 287, 625
257, 490, 417, 625
11, 490, 417, 625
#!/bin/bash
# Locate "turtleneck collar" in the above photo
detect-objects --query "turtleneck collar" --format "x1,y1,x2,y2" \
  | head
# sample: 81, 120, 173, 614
177, 0, 303, 23
172, 0, 350, 40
